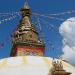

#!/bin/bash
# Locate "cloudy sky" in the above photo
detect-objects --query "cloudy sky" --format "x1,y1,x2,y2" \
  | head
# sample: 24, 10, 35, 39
59, 17, 75, 66
0, 0, 75, 66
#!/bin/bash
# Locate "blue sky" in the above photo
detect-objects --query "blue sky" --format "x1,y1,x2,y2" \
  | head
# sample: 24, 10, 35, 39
0, 0, 75, 59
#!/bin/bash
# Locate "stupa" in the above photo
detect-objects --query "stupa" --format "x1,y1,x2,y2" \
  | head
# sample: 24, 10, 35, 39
0, 1, 74, 75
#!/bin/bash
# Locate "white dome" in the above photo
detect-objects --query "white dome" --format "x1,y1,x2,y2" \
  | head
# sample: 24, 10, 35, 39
0, 56, 75, 75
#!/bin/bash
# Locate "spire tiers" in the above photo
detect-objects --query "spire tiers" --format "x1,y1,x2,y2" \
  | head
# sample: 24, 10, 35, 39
10, 1, 45, 56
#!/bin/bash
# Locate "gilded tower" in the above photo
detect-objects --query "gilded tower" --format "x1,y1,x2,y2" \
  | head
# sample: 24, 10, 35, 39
48, 59, 71, 75
10, 1, 45, 56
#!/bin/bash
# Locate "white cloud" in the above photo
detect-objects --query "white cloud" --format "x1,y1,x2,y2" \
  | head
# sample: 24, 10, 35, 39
59, 17, 75, 66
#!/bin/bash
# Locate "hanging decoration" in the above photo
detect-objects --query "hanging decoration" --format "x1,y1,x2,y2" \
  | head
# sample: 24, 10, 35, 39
0, 9, 75, 55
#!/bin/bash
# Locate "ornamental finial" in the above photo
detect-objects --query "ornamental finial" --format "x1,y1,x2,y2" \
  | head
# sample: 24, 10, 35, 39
24, 0, 30, 9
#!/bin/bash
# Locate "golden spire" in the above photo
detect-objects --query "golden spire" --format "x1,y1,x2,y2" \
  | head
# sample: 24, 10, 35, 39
10, 0, 45, 56
48, 59, 71, 75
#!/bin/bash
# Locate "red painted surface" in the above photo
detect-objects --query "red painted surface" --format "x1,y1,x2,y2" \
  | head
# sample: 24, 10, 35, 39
14, 46, 44, 54
12, 45, 45, 56
17, 46, 44, 52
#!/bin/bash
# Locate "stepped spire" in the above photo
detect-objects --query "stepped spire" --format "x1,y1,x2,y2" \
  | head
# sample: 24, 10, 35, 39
10, 1, 45, 56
